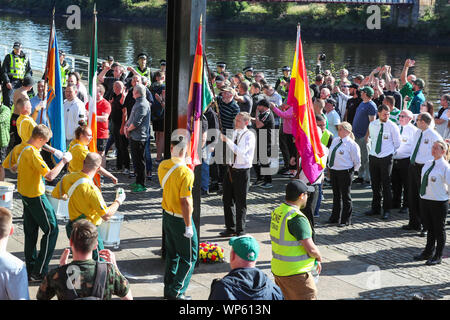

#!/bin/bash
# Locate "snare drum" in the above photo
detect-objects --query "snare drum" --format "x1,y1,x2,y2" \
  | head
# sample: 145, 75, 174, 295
98, 214, 124, 249
0, 182, 15, 209
45, 186, 69, 222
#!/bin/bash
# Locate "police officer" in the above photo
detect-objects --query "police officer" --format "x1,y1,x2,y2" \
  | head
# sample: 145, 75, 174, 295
275, 66, 291, 102
365, 104, 401, 220
1, 41, 32, 108
243, 66, 254, 83
157, 134, 198, 300
392, 110, 418, 214
270, 180, 322, 300
59, 50, 71, 90
413, 141, 450, 265
127, 53, 152, 87
328, 122, 361, 227
216, 61, 226, 76
405, 112, 443, 236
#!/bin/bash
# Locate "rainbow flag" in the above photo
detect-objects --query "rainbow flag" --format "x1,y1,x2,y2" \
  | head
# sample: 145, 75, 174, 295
186, 19, 212, 170
44, 8, 65, 162
287, 25, 325, 183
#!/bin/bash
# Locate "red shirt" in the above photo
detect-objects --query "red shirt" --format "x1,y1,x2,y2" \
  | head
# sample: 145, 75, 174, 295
85, 99, 111, 139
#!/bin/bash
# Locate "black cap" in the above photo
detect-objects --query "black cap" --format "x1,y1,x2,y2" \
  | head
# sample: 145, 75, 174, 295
217, 62, 226, 68
160, 59, 166, 66
286, 180, 314, 200
243, 66, 253, 73
137, 53, 148, 59
23, 76, 34, 87
349, 83, 359, 89
107, 56, 114, 61
282, 66, 291, 72
215, 75, 225, 82
13, 41, 22, 49
326, 98, 337, 106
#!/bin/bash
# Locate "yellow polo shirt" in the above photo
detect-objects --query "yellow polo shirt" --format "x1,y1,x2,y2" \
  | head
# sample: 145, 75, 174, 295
68, 139, 89, 173
157, 157, 194, 215
52, 171, 108, 226
17, 143, 49, 198
2, 142, 27, 169
17, 114, 37, 143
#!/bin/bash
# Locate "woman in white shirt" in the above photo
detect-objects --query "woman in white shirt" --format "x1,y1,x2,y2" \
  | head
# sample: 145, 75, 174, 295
327, 122, 361, 227
414, 140, 450, 265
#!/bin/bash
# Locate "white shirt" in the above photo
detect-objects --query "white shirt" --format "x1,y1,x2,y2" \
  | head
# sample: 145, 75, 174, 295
410, 127, 443, 165
77, 82, 89, 104
336, 91, 351, 120
368, 119, 401, 158
0, 251, 30, 300
328, 135, 361, 171
64, 97, 86, 140
225, 128, 256, 169
326, 110, 341, 137
420, 157, 450, 201
393, 122, 419, 159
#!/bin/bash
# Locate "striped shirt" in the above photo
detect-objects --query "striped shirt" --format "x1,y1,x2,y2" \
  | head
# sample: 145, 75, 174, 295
218, 97, 240, 134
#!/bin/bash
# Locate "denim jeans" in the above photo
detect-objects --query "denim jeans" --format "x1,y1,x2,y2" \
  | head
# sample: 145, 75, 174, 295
145, 134, 153, 175
201, 149, 212, 192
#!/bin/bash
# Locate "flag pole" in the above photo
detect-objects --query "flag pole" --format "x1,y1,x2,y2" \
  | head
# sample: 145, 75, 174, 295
295, 23, 301, 179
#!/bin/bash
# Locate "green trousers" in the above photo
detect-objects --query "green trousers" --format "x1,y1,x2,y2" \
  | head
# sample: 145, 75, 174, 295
162, 212, 198, 298
22, 194, 59, 276
65, 215, 104, 261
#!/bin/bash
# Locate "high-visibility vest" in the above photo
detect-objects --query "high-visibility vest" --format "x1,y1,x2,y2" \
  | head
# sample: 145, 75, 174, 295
270, 203, 316, 277
136, 67, 152, 85
9, 54, 28, 80
278, 77, 288, 93
321, 129, 333, 148
60, 61, 70, 87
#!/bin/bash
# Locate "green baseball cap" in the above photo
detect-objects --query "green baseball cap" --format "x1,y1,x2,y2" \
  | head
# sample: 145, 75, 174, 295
229, 235, 260, 261
360, 86, 374, 97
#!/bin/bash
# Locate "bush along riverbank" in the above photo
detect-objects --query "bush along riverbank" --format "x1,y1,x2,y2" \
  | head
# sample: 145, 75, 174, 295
0, 1, 448, 46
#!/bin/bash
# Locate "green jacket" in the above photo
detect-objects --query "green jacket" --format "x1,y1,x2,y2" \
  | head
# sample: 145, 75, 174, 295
0, 104, 11, 148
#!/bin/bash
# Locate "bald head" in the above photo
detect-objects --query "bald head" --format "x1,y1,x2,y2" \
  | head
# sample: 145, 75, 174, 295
83, 152, 102, 171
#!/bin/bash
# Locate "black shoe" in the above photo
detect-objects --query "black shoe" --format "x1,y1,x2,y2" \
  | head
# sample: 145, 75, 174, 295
364, 209, 380, 216
278, 167, 289, 175
420, 229, 427, 237
219, 230, 236, 237
353, 177, 364, 184
326, 219, 338, 224
426, 256, 442, 266
236, 231, 247, 236
447, 220, 450, 225
28, 273, 45, 283
399, 207, 409, 214
413, 252, 433, 261
338, 222, 350, 228
381, 211, 390, 220
201, 189, 209, 196
164, 294, 192, 300
402, 224, 421, 231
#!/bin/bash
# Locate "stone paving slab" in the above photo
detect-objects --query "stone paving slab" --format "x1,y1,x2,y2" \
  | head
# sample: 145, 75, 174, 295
3, 154, 450, 300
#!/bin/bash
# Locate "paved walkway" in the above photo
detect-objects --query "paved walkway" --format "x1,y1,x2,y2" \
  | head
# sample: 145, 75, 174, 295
4, 153, 450, 300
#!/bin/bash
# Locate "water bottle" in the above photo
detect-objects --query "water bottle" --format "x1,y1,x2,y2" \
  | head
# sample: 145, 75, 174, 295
311, 260, 319, 284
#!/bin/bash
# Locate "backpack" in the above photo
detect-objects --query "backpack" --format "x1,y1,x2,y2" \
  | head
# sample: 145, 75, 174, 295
66, 262, 108, 300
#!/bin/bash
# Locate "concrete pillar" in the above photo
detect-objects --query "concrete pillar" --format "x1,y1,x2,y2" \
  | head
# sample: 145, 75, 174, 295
391, 0, 435, 27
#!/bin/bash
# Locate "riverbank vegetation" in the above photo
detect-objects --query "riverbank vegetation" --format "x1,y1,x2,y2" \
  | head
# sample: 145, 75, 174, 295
0, 0, 448, 41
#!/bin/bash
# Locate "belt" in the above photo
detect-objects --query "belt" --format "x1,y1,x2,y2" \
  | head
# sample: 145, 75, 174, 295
230, 167, 250, 171
163, 209, 184, 219
330, 167, 354, 173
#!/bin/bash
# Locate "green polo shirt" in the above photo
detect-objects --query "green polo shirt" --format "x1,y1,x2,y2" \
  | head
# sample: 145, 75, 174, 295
400, 82, 414, 110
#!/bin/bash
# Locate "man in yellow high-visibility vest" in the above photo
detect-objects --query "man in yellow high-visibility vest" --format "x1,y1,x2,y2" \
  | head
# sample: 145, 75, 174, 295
270, 179, 323, 300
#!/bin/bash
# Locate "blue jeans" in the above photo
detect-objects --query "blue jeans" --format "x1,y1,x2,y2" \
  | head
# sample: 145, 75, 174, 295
145, 135, 153, 176
201, 149, 212, 192
314, 183, 323, 217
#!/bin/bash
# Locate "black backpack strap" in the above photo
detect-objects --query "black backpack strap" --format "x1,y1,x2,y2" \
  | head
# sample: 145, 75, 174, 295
91, 262, 108, 299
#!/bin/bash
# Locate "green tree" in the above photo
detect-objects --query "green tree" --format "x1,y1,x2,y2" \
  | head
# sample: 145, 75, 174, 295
208, 1, 249, 18
261, 2, 290, 18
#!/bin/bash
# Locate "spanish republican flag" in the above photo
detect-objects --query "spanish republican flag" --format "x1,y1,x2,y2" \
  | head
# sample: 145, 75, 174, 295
287, 25, 325, 183
186, 18, 212, 171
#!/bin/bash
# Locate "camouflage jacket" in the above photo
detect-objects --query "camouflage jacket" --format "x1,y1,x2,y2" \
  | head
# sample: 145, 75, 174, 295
36, 260, 129, 300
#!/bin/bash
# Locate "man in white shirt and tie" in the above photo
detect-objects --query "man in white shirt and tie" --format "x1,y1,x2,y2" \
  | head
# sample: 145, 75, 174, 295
219, 112, 256, 237
392, 110, 418, 214
405, 112, 444, 236
365, 104, 401, 220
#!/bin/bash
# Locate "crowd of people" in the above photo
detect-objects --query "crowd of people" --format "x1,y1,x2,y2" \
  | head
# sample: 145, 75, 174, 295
0, 38, 449, 301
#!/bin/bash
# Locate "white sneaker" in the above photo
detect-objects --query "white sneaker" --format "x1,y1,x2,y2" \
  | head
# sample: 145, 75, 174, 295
123, 168, 130, 175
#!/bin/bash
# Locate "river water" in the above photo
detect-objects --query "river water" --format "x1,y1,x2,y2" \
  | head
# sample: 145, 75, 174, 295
0, 13, 448, 103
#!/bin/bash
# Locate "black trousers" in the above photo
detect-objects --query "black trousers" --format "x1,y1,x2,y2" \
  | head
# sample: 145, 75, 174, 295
7, 113, 21, 153
391, 158, 410, 208
112, 125, 130, 170
369, 154, 393, 212
420, 199, 448, 257
223, 167, 250, 234
2, 79, 22, 108
130, 139, 146, 186
330, 168, 353, 224
253, 146, 272, 183
303, 184, 319, 242
279, 125, 290, 170
408, 163, 425, 229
